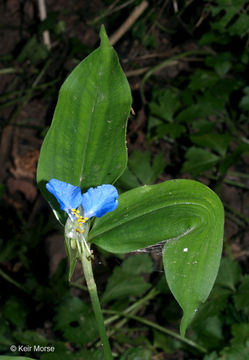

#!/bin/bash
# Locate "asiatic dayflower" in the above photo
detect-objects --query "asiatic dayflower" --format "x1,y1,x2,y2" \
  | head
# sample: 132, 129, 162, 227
46, 179, 118, 256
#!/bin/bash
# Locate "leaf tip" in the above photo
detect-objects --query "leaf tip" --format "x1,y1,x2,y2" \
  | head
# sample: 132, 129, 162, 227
100, 24, 110, 47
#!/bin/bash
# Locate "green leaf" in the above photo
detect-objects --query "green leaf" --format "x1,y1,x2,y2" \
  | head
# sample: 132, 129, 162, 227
205, 53, 232, 76
182, 147, 219, 176
2, 297, 27, 328
156, 123, 186, 139
40, 342, 103, 360
190, 133, 231, 156
231, 323, 249, 346
219, 143, 249, 176
220, 341, 249, 360
153, 330, 181, 353
117, 151, 165, 189
233, 275, 249, 309
116, 167, 141, 190
120, 346, 152, 360
191, 316, 224, 350
128, 151, 153, 184
149, 88, 180, 122
101, 254, 153, 303
89, 179, 224, 335
128, 151, 165, 185
215, 257, 241, 291
189, 70, 219, 92
190, 287, 231, 325
210, 0, 245, 32
203, 352, 219, 360
54, 297, 98, 345
37, 25, 132, 218
17, 36, 48, 65
13, 330, 49, 346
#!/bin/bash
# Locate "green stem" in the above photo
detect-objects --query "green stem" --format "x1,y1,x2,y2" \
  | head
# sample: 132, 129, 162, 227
224, 203, 249, 225
103, 309, 207, 353
70, 281, 88, 291
140, 49, 212, 102
105, 287, 158, 326
208, 174, 249, 191
0, 268, 27, 293
81, 247, 113, 359
0, 67, 22, 75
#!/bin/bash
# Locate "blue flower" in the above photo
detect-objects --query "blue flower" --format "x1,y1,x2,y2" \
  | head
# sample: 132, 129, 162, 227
46, 179, 82, 213
81, 185, 118, 218
46, 179, 118, 219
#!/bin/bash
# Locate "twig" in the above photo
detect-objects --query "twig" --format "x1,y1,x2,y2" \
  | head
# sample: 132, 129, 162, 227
37, 0, 51, 50
0, 68, 23, 75
109, 0, 149, 46
89, 0, 135, 24
126, 67, 150, 77
140, 49, 215, 103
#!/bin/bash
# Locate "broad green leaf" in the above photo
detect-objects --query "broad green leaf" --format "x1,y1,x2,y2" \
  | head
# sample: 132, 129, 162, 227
101, 254, 153, 303
89, 179, 224, 335
182, 147, 219, 176
37, 25, 132, 217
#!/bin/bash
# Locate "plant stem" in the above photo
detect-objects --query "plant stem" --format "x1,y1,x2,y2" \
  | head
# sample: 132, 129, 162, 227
81, 248, 113, 359
140, 49, 213, 102
103, 309, 207, 353
0, 268, 27, 293
105, 287, 158, 326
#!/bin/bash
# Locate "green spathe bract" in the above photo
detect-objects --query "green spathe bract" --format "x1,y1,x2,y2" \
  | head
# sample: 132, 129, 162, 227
37, 25, 132, 222
89, 179, 224, 335
37, 24, 224, 350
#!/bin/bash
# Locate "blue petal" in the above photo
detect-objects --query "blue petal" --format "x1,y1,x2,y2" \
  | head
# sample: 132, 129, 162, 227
46, 179, 82, 213
81, 184, 118, 218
